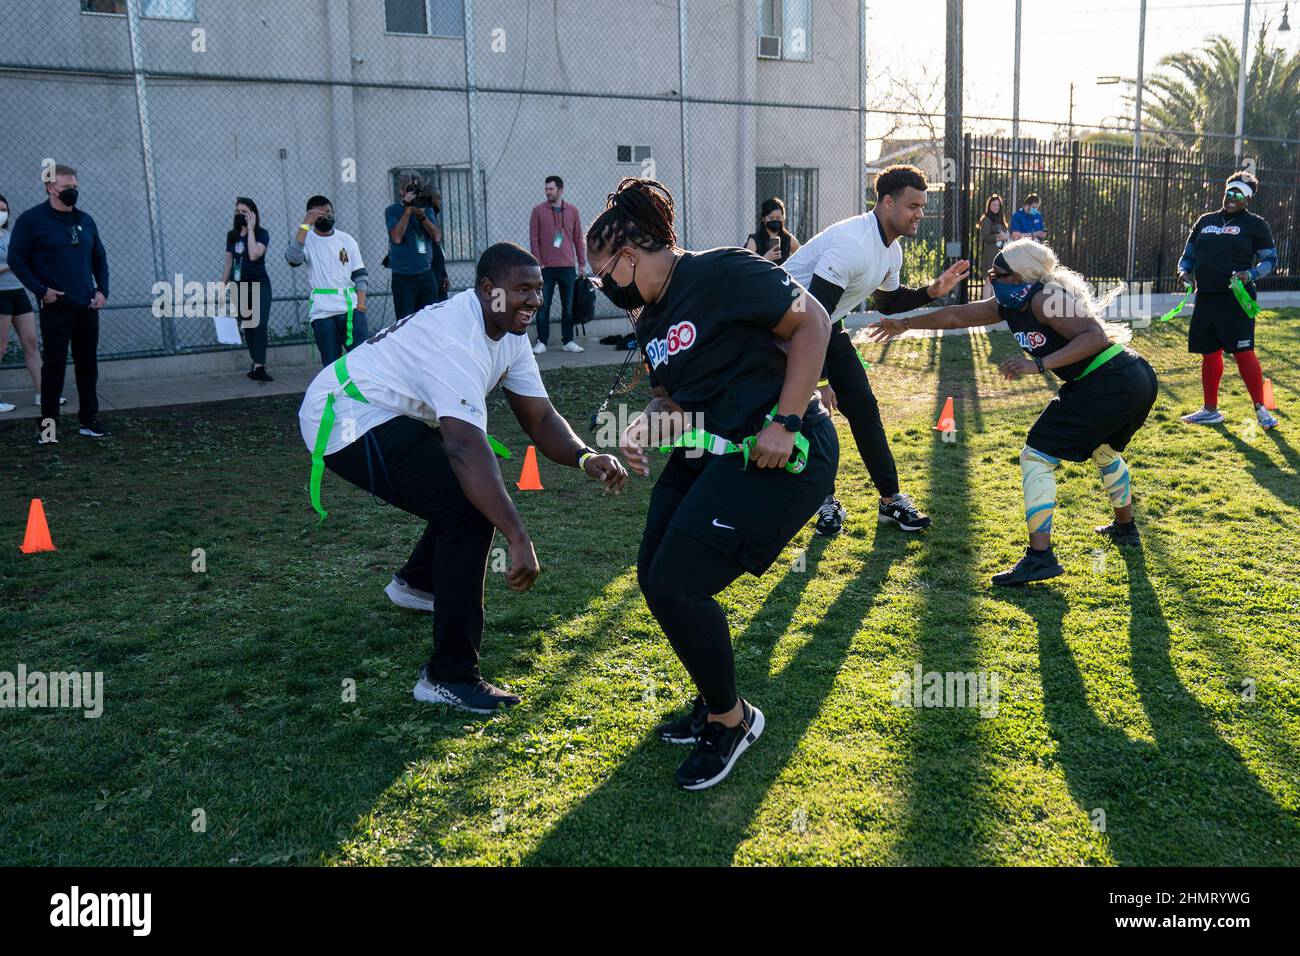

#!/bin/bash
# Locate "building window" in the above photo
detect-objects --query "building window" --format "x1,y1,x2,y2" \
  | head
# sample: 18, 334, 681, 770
616, 146, 653, 164
757, 0, 812, 62
390, 166, 473, 261
755, 166, 818, 242
80, 0, 197, 17
385, 0, 465, 37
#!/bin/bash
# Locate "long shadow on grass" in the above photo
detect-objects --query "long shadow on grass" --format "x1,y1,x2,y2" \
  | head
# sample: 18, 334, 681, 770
895, 328, 996, 865
995, 548, 1299, 865
1216, 429, 1300, 514
522, 525, 906, 866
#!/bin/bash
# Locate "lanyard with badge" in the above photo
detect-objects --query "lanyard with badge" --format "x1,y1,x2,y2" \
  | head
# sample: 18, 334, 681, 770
415, 212, 428, 256
552, 203, 565, 248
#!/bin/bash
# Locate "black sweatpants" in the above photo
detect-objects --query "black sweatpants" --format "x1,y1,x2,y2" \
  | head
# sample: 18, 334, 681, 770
324, 416, 495, 683
391, 270, 437, 321
824, 322, 899, 498
39, 299, 99, 426
238, 279, 271, 366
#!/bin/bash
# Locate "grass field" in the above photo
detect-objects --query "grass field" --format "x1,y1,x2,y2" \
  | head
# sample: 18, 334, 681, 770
2, 312, 1298, 866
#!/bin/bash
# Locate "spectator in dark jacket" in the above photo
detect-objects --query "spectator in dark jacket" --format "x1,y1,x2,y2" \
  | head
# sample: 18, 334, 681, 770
6, 164, 110, 442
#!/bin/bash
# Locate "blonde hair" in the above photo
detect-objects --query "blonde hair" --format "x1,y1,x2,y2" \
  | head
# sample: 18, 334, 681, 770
1000, 239, 1131, 343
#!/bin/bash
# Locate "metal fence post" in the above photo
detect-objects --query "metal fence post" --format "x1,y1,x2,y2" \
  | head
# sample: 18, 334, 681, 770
125, 0, 171, 351
463, 0, 482, 256
677, 0, 690, 248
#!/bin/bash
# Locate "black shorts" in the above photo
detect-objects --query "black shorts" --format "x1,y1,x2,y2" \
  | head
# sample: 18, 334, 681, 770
1026, 351, 1158, 463
1188, 290, 1255, 354
0, 288, 32, 317
642, 414, 838, 575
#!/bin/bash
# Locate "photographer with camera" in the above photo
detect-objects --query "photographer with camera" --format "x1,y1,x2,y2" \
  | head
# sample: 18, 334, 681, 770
386, 174, 441, 320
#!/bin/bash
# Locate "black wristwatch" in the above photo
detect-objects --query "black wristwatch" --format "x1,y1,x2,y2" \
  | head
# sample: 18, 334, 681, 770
771, 413, 803, 433
1033, 355, 1046, 374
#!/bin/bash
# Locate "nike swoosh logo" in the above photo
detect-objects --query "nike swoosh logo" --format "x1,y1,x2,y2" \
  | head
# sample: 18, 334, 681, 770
781, 275, 791, 285
712, 519, 736, 530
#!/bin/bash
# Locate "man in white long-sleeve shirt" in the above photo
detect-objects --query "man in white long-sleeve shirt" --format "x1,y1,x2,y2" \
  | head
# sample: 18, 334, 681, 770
285, 195, 369, 365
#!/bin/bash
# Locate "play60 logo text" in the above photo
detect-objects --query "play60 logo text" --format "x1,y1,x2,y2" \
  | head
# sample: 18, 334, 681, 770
1014, 330, 1046, 351
646, 320, 697, 369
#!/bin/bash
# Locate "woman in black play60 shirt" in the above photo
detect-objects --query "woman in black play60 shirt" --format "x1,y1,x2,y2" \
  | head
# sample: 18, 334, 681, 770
587, 178, 838, 791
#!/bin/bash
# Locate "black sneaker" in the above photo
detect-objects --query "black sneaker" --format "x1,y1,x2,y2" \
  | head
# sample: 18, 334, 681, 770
1095, 521, 1141, 546
249, 366, 274, 382
656, 695, 709, 745
813, 495, 847, 537
879, 492, 931, 531
412, 665, 520, 715
78, 420, 109, 438
992, 547, 1065, 587
675, 699, 765, 791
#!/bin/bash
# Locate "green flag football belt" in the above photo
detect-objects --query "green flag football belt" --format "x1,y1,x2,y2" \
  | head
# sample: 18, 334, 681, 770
1159, 285, 1194, 322
309, 353, 510, 523
657, 405, 810, 474
312, 287, 358, 348
1230, 275, 1261, 318
1075, 342, 1125, 381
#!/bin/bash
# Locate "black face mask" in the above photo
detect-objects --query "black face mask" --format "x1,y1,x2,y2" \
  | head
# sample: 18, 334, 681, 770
315, 217, 335, 232
57, 187, 78, 207
233, 213, 247, 229
765, 219, 782, 234
598, 253, 646, 311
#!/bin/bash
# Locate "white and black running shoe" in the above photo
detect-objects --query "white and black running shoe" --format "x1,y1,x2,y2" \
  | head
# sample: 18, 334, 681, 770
675, 699, 765, 791
878, 492, 931, 531
385, 575, 436, 612
656, 695, 709, 745
78, 420, 110, 438
813, 495, 846, 537
412, 665, 520, 715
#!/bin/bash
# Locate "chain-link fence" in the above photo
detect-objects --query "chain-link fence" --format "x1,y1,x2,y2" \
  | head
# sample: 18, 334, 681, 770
2, 0, 1297, 369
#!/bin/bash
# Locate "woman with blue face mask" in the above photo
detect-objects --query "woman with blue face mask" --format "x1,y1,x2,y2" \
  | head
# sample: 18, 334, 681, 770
868, 238, 1159, 586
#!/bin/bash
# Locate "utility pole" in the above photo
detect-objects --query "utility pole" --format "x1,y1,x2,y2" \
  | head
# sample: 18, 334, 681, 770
1068, 82, 1074, 142
1011, 0, 1021, 210
1235, 0, 1252, 165
944, 0, 963, 265
1126, 0, 1147, 282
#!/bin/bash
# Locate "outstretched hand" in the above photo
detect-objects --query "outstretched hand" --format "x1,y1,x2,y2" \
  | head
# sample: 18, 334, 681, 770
867, 317, 909, 342
927, 260, 971, 299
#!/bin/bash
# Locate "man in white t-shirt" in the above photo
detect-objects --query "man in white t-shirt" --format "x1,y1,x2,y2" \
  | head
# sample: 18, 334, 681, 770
285, 195, 369, 365
299, 242, 627, 715
783, 165, 969, 537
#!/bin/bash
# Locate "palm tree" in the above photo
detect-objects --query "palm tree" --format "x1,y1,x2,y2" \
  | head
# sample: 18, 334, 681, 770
1134, 22, 1300, 168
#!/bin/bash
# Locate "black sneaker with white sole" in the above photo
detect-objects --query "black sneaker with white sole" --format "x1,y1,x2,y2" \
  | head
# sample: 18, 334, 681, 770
991, 547, 1065, 587
656, 695, 709, 744
879, 492, 931, 531
675, 699, 765, 791
78, 420, 110, 438
1095, 521, 1141, 546
813, 495, 846, 537
413, 665, 520, 715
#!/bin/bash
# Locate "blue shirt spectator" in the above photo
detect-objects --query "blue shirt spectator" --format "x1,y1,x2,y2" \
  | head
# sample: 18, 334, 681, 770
7, 196, 108, 306
1010, 195, 1046, 243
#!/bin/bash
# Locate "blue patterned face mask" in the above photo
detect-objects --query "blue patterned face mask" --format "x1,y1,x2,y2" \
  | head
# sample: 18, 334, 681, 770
993, 279, 1041, 310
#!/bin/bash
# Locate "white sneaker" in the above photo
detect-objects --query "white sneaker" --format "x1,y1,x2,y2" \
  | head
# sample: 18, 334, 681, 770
34, 394, 67, 406
1180, 407, 1225, 425
1256, 404, 1280, 429
532, 341, 547, 354
561, 341, 585, 353
0, 401, 15, 413
384, 575, 436, 612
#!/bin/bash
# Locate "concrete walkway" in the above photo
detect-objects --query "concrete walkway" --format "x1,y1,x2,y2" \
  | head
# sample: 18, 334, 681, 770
3, 291, 1298, 422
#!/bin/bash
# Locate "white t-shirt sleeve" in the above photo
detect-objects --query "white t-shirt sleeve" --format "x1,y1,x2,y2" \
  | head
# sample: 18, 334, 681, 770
348, 235, 364, 272
811, 234, 861, 291
878, 245, 902, 293
500, 343, 549, 399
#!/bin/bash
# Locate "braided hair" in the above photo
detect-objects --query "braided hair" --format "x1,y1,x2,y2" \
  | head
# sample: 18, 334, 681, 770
586, 178, 677, 255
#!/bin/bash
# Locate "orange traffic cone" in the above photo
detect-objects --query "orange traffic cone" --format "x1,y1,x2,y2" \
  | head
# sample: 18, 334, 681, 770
516, 445, 543, 491
20, 498, 56, 554
934, 396, 956, 433
1263, 378, 1277, 411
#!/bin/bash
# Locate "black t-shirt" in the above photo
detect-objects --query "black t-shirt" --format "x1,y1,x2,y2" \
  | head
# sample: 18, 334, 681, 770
227, 226, 271, 283
999, 286, 1108, 382
746, 228, 792, 265
637, 246, 824, 442
1186, 209, 1273, 292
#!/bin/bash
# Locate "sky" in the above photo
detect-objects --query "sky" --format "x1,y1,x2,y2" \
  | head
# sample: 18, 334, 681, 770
862, 0, 1299, 143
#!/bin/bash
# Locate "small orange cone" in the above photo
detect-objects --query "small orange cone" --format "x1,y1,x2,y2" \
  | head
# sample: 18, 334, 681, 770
516, 445, 543, 491
934, 396, 956, 433
1263, 378, 1277, 410
20, 498, 56, 554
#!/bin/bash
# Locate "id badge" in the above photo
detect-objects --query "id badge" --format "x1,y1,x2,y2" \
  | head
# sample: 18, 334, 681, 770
233, 260, 242, 281
416, 236, 427, 255
552, 230, 564, 248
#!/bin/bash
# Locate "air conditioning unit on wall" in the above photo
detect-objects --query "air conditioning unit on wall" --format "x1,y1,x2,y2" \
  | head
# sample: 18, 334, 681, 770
757, 34, 781, 59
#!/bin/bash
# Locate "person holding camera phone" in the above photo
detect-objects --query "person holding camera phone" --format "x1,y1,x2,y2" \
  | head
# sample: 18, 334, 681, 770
285, 195, 368, 366
223, 196, 273, 381
385, 174, 441, 320
743, 196, 800, 266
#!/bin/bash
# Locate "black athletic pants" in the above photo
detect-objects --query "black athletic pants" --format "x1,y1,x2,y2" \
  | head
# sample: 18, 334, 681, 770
825, 322, 899, 498
39, 299, 99, 426
324, 416, 495, 683
391, 270, 437, 321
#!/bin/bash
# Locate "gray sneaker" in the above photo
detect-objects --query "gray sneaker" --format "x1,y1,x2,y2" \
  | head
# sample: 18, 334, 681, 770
1256, 404, 1279, 429
385, 575, 435, 612
1180, 407, 1225, 425
413, 665, 520, 715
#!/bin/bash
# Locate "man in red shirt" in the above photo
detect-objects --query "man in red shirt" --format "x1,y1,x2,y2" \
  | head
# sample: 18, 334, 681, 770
528, 175, 586, 354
